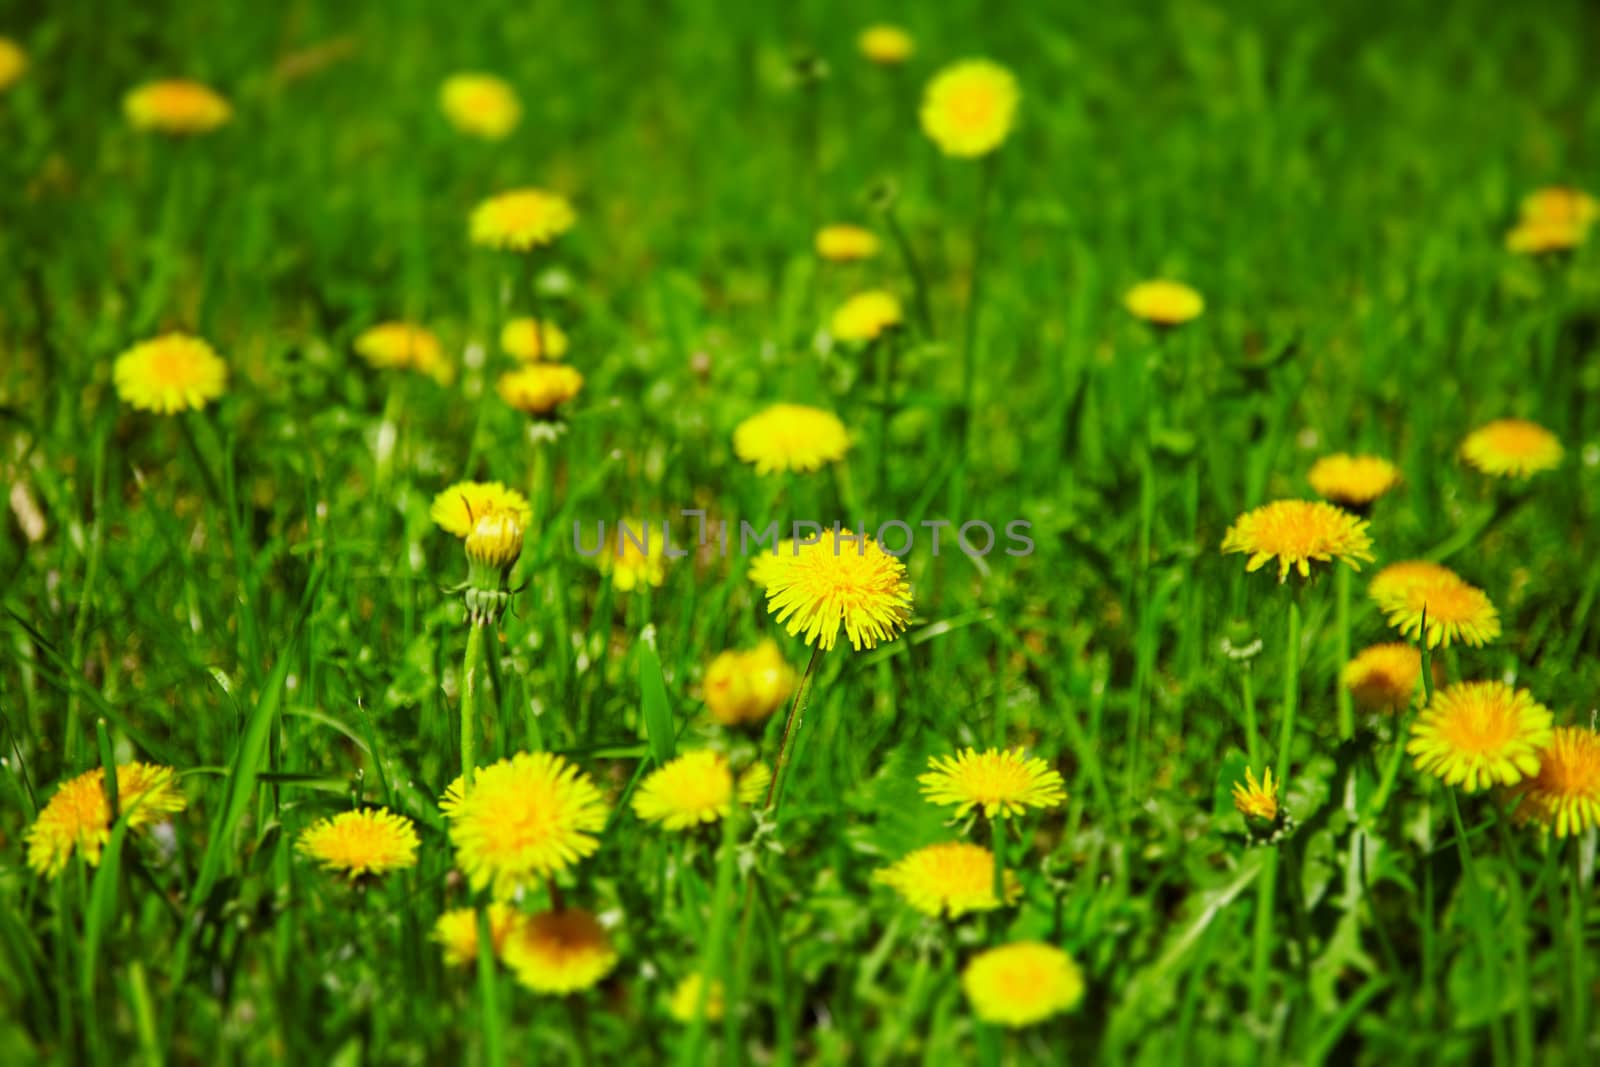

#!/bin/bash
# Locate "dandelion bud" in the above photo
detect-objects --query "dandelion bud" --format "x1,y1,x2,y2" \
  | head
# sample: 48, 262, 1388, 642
463, 508, 524, 626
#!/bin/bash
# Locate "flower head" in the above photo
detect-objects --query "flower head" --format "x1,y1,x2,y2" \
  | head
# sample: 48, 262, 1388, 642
1408, 681, 1554, 792
961, 942, 1085, 1028
1460, 419, 1563, 479
763, 529, 912, 651
1382, 572, 1500, 649
668, 973, 726, 1022
470, 188, 576, 251
831, 290, 903, 343
598, 520, 668, 592
354, 322, 452, 383
113, 333, 227, 414
734, 404, 851, 476
1521, 186, 1598, 228
0, 37, 26, 91
1506, 218, 1586, 255
25, 763, 186, 878
1511, 727, 1600, 838
500, 317, 569, 361
1342, 643, 1425, 711
440, 752, 608, 898
920, 59, 1019, 158
431, 482, 532, 539
434, 903, 524, 968
296, 808, 419, 879
497, 364, 584, 419
1220, 500, 1374, 582
440, 73, 521, 140
873, 842, 1021, 917
858, 25, 914, 65
1124, 280, 1204, 326
502, 908, 618, 994
919, 747, 1066, 819
463, 506, 526, 624
703, 639, 796, 726
124, 79, 230, 134
1308, 453, 1401, 509
632, 750, 741, 831
815, 224, 880, 262
1231, 767, 1278, 822
1367, 560, 1460, 610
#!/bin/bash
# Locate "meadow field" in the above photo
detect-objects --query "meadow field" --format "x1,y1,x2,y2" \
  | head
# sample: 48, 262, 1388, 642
2, 1, 1598, 1064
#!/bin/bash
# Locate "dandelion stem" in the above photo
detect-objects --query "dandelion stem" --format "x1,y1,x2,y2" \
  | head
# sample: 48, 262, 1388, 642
990, 813, 1008, 931
1444, 788, 1509, 1065
1568, 840, 1588, 1063
1249, 847, 1278, 1036
1335, 565, 1353, 741
1492, 817, 1534, 1065
461, 623, 485, 789
475, 904, 507, 1067
765, 644, 824, 816
951, 154, 997, 519
882, 202, 934, 338
1275, 597, 1301, 786
1241, 661, 1261, 767
874, 332, 898, 499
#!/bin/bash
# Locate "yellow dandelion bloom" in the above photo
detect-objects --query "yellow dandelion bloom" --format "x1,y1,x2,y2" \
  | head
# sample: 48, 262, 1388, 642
434, 904, 524, 968
831, 290, 903, 343
733, 404, 851, 476
1460, 418, 1563, 479
25, 763, 186, 878
874, 842, 1021, 918
440, 752, 608, 898
1342, 643, 1425, 711
703, 639, 796, 726
764, 529, 913, 651
296, 808, 419, 879
1367, 560, 1460, 611
1511, 727, 1600, 838
632, 750, 738, 831
919, 747, 1066, 819
1382, 573, 1501, 649
354, 321, 453, 383
440, 73, 521, 140
1220, 500, 1374, 582
496, 364, 584, 419
430, 481, 532, 539
124, 79, 231, 134
1520, 186, 1597, 228
961, 942, 1085, 1028
1123, 279, 1205, 326
1408, 681, 1554, 792
858, 25, 914, 65
1308, 453, 1401, 509
1231, 767, 1278, 822
502, 908, 618, 995
598, 520, 668, 592
112, 333, 227, 414
466, 506, 525, 571
1506, 218, 1586, 255
815, 224, 880, 262
470, 187, 576, 251
668, 973, 726, 1023
920, 59, 1019, 158
747, 539, 797, 591
500, 317, 570, 361
0, 37, 26, 91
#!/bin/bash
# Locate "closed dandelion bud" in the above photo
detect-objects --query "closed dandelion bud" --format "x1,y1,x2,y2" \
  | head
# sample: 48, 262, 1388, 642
463, 508, 524, 626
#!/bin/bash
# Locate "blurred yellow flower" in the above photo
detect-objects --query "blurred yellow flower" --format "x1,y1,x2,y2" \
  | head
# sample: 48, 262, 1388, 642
440, 73, 521, 140
500, 317, 570, 361
0, 37, 26, 91
598, 520, 668, 592
1511, 727, 1600, 838
470, 187, 576, 251
1231, 767, 1278, 822
1506, 218, 1585, 255
1459, 418, 1563, 479
1367, 560, 1460, 611
858, 25, 914, 65
920, 59, 1019, 158
1408, 681, 1553, 792
668, 973, 726, 1023
919, 747, 1066, 819
763, 528, 912, 651
354, 322, 453, 383
497, 363, 584, 418
113, 333, 227, 414
124, 79, 231, 134
632, 750, 740, 831
1124, 279, 1204, 326
1220, 500, 1374, 582
831, 290, 903, 342
703, 639, 796, 726
1521, 186, 1598, 228
430, 481, 532, 539
815, 224, 880, 262
1382, 572, 1500, 649
961, 942, 1085, 1028
1342, 643, 1425, 711
874, 842, 1020, 917
296, 808, 419, 879
502, 908, 618, 995
465, 507, 525, 571
433, 903, 524, 968
25, 763, 186, 878
733, 404, 850, 475
1307, 453, 1400, 509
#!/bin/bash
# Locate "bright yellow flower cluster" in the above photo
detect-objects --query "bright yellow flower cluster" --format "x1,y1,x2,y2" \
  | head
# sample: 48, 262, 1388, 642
113, 333, 228, 414
1506, 186, 1595, 254
1124, 279, 1204, 326
918, 747, 1066, 819
1221, 500, 1374, 582
354, 322, 453, 383
831, 290, 903, 342
471, 188, 576, 251
762, 529, 912, 651
921, 60, 1019, 158
0, 37, 26, 92
703, 639, 796, 726
440, 73, 521, 140
734, 404, 851, 475
1459, 418, 1563, 479
296, 808, 419, 879
26, 763, 186, 878
125, 79, 231, 134
815, 224, 880, 262
1408, 682, 1553, 792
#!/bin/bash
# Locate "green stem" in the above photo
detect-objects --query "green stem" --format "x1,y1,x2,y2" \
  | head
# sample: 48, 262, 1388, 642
1492, 819, 1534, 1065
1444, 788, 1509, 1066
874, 333, 896, 500
990, 814, 1008, 923
1241, 662, 1260, 766
1276, 597, 1301, 786
475, 905, 506, 1067
765, 644, 824, 817
951, 156, 996, 518
882, 202, 933, 338
1335, 566, 1353, 741
1569, 841, 1588, 1063
66, 417, 111, 766
1250, 849, 1279, 1038
462, 624, 485, 788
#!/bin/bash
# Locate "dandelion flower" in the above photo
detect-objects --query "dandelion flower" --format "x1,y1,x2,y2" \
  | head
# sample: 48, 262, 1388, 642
440, 752, 608, 898
1382, 573, 1500, 649
961, 942, 1085, 1028
1124, 280, 1205, 327
831, 290, 903, 343
1511, 727, 1600, 837
430, 481, 532, 539
920, 59, 1019, 158
1460, 418, 1563, 479
598, 520, 668, 592
668, 973, 726, 1023
0, 37, 26, 92
1521, 186, 1598, 228
874, 842, 1021, 917
632, 750, 739, 831
703, 639, 796, 726
734, 404, 851, 475
502, 908, 618, 995
354, 322, 453, 383
1231, 767, 1278, 822
1308, 453, 1401, 510
858, 25, 914, 65
747, 539, 797, 591
470, 187, 576, 251
1367, 560, 1461, 611
815, 224, 880, 262
124, 79, 231, 134
1506, 218, 1586, 255
434, 903, 524, 968
497, 364, 584, 419
1408, 681, 1553, 792
113, 333, 227, 414
1220, 500, 1374, 582
500, 317, 569, 361
25, 763, 186, 878
919, 748, 1066, 819
297, 808, 419, 879
440, 73, 521, 140
764, 529, 912, 651
1342, 643, 1425, 711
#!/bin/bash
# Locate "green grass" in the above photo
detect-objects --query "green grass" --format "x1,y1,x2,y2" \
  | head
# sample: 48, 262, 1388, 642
2, 0, 1599, 1063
